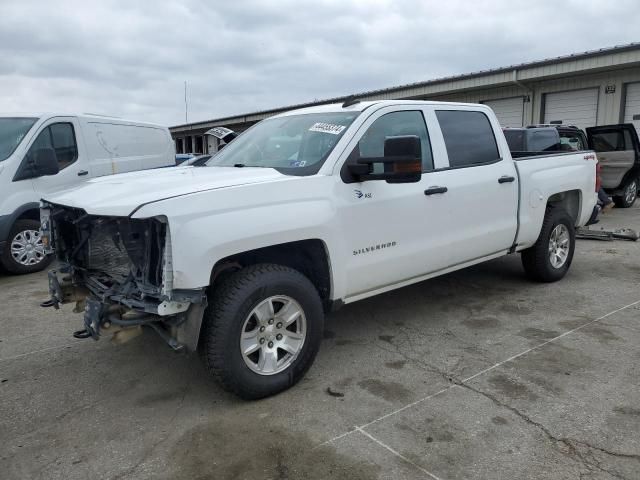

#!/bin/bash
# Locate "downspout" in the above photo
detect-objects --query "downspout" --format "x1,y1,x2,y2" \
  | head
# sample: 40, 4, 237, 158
512, 69, 533, 125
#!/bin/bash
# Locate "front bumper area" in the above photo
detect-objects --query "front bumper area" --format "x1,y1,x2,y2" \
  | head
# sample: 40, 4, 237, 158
41, 203, 208, 351
45, 268, 207, 351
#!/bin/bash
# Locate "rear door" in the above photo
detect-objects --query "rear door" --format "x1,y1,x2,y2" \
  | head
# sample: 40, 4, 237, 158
587, 124, 639, 189
428, 107, 519, 264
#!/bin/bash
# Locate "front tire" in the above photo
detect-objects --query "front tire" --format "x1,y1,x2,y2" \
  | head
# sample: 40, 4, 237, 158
199, 263, 324, 399
613, 178, 638, 208
0, 219, 53, 275
521, 206, 575, 282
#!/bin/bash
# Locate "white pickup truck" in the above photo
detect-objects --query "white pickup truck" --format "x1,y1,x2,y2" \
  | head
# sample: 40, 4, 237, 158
40, 100, 597, 399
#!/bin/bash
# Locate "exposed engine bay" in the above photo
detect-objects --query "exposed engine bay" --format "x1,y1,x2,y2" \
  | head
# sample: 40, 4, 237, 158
40, 203, 206, 350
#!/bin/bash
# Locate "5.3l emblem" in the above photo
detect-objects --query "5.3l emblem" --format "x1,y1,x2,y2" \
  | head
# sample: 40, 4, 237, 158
354, 190, 372, 199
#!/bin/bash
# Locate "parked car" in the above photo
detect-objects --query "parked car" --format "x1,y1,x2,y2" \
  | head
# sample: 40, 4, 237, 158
503, 124, 589, 157
40, 100, 597, 399
0, 114, 175, 274
181, 154, 211, 167
587, 124, 640, 207
175, 153, 195, 165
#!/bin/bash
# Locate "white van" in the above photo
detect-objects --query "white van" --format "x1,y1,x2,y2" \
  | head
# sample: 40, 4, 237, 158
0, 113, 175, 274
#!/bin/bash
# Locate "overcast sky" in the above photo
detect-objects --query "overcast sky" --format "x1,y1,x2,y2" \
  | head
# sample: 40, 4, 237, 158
1, 0, 638, 126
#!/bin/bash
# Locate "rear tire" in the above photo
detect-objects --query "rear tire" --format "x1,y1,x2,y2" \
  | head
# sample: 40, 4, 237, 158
613, 178, 638, 208
199, 263, 324, 400
0, 219, 53, 275
521, 206, 575, 283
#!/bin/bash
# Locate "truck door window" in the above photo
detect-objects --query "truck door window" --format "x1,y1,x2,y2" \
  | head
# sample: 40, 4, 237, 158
351, 111, 433, 172
436, 110, 499, 167
26, 122, 78, 171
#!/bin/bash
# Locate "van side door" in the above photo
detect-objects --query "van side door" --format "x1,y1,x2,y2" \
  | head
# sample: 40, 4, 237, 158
21, 117, 90, 196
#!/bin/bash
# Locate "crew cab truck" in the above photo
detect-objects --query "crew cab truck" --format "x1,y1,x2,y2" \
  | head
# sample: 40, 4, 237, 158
40, 100, 597, 399
503, 124, 589, 157
0, 113, 175, 274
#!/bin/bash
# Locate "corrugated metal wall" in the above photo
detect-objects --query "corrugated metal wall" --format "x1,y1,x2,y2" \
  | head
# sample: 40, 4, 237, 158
403, 66, 640, 128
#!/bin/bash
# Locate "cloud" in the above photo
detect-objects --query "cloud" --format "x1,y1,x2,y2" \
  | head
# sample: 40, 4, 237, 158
0, 0, 637, 126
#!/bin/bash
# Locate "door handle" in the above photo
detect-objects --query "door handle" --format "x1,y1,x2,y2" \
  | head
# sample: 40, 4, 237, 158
424, 186, 448, 195
498, 175, 515, 184
77, 170, 89, 176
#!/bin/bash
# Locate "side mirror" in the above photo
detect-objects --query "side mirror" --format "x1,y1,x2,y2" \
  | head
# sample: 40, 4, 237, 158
33, 148, 60, 176
13, 147, 59, 182
348, 135, 422, 183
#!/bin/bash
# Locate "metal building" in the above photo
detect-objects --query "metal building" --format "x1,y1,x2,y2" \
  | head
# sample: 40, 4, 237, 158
170, 43, 640, 153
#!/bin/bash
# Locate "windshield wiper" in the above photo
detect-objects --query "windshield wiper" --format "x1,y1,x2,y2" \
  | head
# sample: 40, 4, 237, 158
233, 163, 246, 168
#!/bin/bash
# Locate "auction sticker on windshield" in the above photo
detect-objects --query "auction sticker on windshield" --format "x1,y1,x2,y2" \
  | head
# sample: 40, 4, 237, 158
309, 122, 346, 135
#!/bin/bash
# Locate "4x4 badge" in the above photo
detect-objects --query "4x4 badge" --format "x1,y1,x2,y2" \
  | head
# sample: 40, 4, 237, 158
354, 190, 371, 199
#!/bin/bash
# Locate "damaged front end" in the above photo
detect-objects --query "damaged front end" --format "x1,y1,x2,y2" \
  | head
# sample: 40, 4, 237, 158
40, 203, 206, 351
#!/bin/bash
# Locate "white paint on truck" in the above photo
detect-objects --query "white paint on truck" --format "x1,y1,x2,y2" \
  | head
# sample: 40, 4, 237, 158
41, 100, 598, 398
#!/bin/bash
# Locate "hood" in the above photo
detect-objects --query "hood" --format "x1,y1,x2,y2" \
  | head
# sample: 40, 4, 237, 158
44, 166, 289, 216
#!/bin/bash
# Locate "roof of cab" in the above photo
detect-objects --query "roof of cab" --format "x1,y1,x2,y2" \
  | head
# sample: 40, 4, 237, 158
273, 99, 489, 118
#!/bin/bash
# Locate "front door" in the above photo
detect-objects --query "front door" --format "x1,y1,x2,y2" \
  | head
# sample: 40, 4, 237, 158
335, 106, 452, 298
25, 117, 90, 198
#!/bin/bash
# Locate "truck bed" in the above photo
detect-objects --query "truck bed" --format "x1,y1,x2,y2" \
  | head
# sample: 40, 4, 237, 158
514, 150, 597, 249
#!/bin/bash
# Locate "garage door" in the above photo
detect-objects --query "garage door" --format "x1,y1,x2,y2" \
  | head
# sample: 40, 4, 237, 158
623, 82, 640, 136
543, 88, 599, 130
482, 97, 524, 127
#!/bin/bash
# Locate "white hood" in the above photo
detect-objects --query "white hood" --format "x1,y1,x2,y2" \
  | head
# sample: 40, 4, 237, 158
44, 166, 289, 216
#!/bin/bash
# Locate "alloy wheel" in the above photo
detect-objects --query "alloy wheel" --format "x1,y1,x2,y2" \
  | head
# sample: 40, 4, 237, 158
240, 295, 307, 375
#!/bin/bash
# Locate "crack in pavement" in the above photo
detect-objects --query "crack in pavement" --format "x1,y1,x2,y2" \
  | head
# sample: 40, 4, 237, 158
456, 381, 638, 480
110, 378, 192, 480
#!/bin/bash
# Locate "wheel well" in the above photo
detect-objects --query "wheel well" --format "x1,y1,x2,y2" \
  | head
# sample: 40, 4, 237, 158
210, 239, 332, 306
547, 190, 581, 224
17, 209, 40, 222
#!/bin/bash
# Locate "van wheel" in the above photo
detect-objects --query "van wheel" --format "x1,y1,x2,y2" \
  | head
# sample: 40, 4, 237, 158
521, 206, 575, 282
613, 178, 638, 208
199, 263, 324, 399
0, 220, 53, 275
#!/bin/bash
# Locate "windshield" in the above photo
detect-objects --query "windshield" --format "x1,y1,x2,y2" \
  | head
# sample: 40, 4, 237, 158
0, 117, 38, 162
206, 112, 360, 175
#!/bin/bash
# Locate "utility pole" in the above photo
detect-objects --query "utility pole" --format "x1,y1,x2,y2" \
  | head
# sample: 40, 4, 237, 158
184, 80, 188, 123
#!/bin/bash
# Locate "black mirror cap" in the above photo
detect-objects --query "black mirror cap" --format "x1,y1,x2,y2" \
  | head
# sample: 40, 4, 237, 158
383, 135, 421, 183
12, 147, 59, 182
384, 135, 420, 158
341, 135, 423, 184
33, 148, 59, 176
